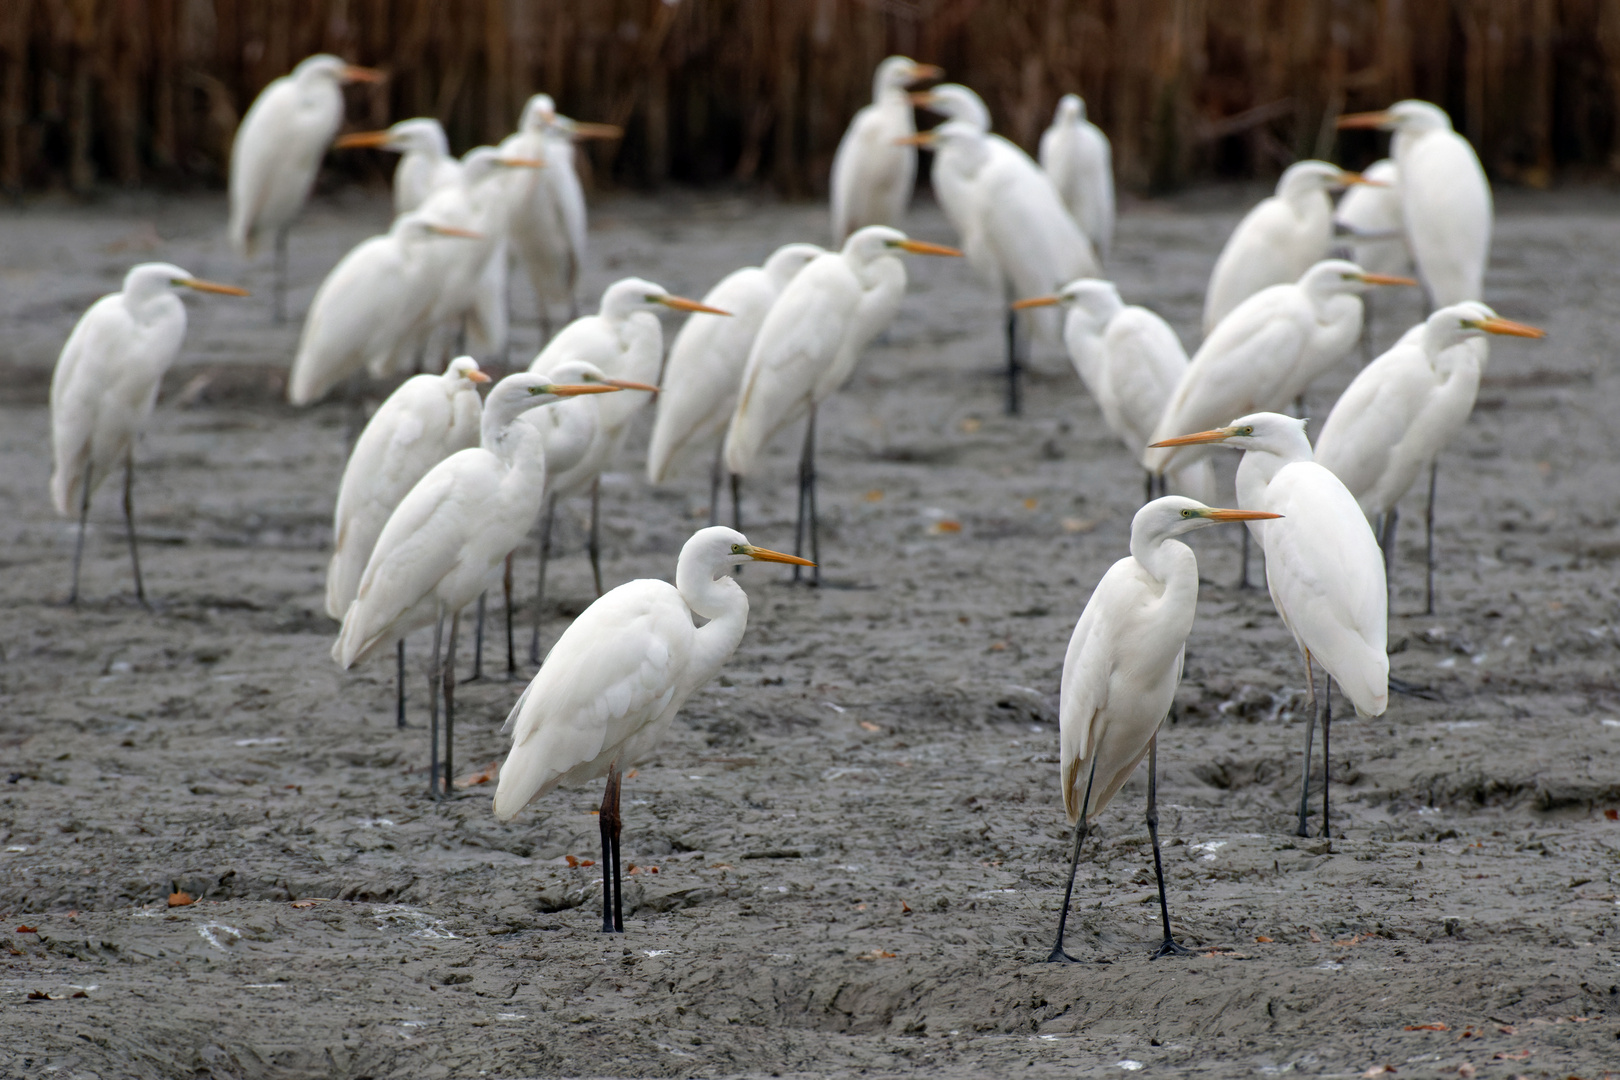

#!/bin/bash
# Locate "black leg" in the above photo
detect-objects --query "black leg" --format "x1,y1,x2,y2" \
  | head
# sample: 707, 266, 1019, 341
708, 443, 723, 528
1147, 735, 1192, 958
503, 551, 517, 678
589, 477, 604, 597
122, 452, 149, 608
609, 772, 624, 932
599, 765, 624, 934
443, 611, 459, 797
428, 614, 443, 799
1238, 526, 1253, 590
806, 407, 821, 587
792, 407, 815, 583
730, 472, 743, 534
1359, 292, 1375, 365
396, 638, 407, 729
273, 228, 288, 325
1004, 307, 1022, 416
1295, 652, 1317, 837
1046, 755, 1099, 963
69, 463, 92, 605
1424, 461, 1438, 616
467, 593, 486, 682
1143, 470, 1154, 507
530, 496, 555, 665
1321, 675, 1333, 852
1379, 508, 1399, 610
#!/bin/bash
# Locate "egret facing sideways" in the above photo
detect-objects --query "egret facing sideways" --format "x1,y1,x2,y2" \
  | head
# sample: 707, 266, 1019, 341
1048, 498, 1279, 963
333, 118, 460, 215
1152, 414, 1388, 841
325, 357, 490, 724
493, 527, 813, 933
1012, 280, 1214, 505
829, 56, 942, 244
228, 54, 384, 322
1038, 94, 1114, 262
1339, 100, 1491, 308
1332, 158, 1409, 360
722, 226, 961, 583
1313, 303, 1543, 612
1202, 161, 1374, 336
333, 374, 621, 798
50, 263, 249, 605
646, 243, 826, 519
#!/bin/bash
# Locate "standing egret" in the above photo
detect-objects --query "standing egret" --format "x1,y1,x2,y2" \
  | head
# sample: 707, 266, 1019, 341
1012, 280, 1214, 504
1038, 94, 1114, 262
493, 526, 813, 933
227, 54, 384, 322
829, 56, 942, 244
333, 118, 460, 214
325, 357, 490, 723
1338, 101, 1492, 308
1314, 303, 1543, 612
1332, 159, 1408, 359
501, 95, 622, 340
903, 120, 1097, 414
646, 243, 826, 519
1048, 497, 1280, 963
287, 213, 485, 406
722, 226, 961, 582
50, 263, 249, 605
1201, 161, 1373, 336
1151, 414, 1388, 841
333, 374, 621, 798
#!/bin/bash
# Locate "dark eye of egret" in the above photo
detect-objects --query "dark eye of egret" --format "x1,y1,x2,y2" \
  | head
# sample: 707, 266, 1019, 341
1239, 426, 1254, 436
730, 543, 747, 555
528, 386, 548, 396
1180, 509, 1194, 518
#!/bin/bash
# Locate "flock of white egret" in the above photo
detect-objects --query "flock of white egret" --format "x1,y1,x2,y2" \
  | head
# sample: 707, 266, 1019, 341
45, 53, 1542, 951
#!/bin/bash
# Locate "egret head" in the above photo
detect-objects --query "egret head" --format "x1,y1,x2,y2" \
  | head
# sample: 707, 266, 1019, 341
1298, 258, 1417, 299
909, 83, 990, 130
1054, 93, 1085, 124
124, 262, 250, 300
1424, 301, 1545, 353
544, 357, 660, 395
519, 93, 558, 133
295, 53, 385, 86
684, 527, 816, 575
762, 243, 827, 287
596, 277, 731, 319
394, 212, 485, 242
843, 225, 962, 263
1012, 279, 1123, 334
1149, 412, 1311, 459
1337, 99, 1452, 135
1134, 496, 1281, 545
1277, 160, 1375, 198
443, 356, 491, 386
874, 56, 943, 96
336, 117, 447, 155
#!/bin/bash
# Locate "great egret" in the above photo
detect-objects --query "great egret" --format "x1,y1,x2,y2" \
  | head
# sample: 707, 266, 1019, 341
325, 356, 490, 722
903, 120, 1097, 414
227, 54, 384, 322
1151, 413, 1388, 841
1012, 280, 1215, 504
722, 226, 960, 582
1038, 94, 1114, 262
1332, 158, 1408, 360
829, 56, 942, 244
1339, 101, 1492, 308
493, 526, 813, 933
49, 263, 249, 605
646, 243, 826, 518
332, 374, 621, 798
1201, 161, 1372, 336
1047, 497, 1279, 963
501, 94, 622, 339
333, 118, 459, 214
1314, 303, 1543, 612
287, 213, 484, 406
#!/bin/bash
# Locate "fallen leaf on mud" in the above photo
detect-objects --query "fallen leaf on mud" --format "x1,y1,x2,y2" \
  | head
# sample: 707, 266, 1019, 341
16, 926, 37, 933
626, 769, 638, 779
1456, 1064, 1475, 1078
709, 863, 732, 870
1254, 935, 1273, 943
1201, 948, 1249, 959
865, 489, 884, 502
26, 990, 54, 1001
562, 855, 596, 868
988, 642, 1007, 651
856, 949, 897, 960
858, 721, 882, 732
930, 520, 962, 534
626, 864, 660, 875
1496, 1026, 1517, 1035
1061, 517, 1097, 534
959, 417, 982, 434
1335, 934, 1366, 947
70, 991, 87, 998
1022, 497, 1038, 510
1405, 1023, 1449, 1031
290, 899, 329, 909
901, 901, 911, 914
168, 891, 194, 907
453, 760, 500, 788
1362, 1067, 1396, 1077
1494, 1050, 1531, 1061
1308, 929, 1323, 943
1605, 809, 1617, 820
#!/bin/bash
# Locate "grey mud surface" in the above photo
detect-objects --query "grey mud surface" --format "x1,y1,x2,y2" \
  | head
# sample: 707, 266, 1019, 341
2, 185, 1619, 1079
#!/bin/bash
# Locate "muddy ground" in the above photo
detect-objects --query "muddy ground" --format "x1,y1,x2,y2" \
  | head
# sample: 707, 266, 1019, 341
2, 185, 1618, 1079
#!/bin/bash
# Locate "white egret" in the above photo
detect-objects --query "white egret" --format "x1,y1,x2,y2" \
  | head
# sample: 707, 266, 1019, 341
1012, 280, 1215, 504
227, 54, 384, 322
493, 526, 813, 932
903, 120, 1097, 413
501, 95, 622, 339
1202, 161, 1373, 336
646, 243, 826, 518
49, 263, 249, 605
333, 118, 460, 214
722, 226, 961, 582
1038, 94, 1114, 262
1339, 100, 1492, 307
1314, 303, 1543, 612
333, 373, 620, 797
1048, 497, 1279, 963
829, 56, 942, 244
1151, 413, 1388, 840
325, 356, 490, 721
1332, 158, 1408, 360
287, 213, 484, 406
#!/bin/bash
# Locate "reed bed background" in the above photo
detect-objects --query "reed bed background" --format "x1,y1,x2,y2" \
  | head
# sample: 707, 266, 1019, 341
4, 0, 1620, 196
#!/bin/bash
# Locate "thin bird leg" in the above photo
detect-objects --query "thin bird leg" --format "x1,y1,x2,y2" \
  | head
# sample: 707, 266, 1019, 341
1147, 734, 1192, 958
806, 405, 821, 587
428, 613, 443, 799
1046, 755, 1100, 964
1359, 293, 1376, 365
1295, 652, 1318, 837
730, 472, 743, 534
395, 639, 407, 729
503, 552, 517, 678
1004, 306, 1022, 416
273, 228, 289, 324
467, 593, 486, 682
530, 495, 555, 665
1424, 461, 1438, 615
1321, 675, 1334, 852
1143, 470, 1154, 507
1379, 508, 1399, 608
708, 442, 723, 528
69, 462, 92, 605
610, 768, 624, 932
443, 610, 459, 797
792, 406, 814, 583
122, 451, 149, 609
589, 477, 604, 597
1238, 526, 1253, 590
598, 765, 624, 933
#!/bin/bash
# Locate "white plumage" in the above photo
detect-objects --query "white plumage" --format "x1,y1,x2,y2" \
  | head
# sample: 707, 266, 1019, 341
1332, 158, 1408, 277
829, 57, 940, 244
334, 118, 460, 215
1039, 94, 1115, 262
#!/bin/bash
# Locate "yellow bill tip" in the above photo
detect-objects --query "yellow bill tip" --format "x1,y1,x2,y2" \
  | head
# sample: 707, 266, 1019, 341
1011, 295, 1060, 310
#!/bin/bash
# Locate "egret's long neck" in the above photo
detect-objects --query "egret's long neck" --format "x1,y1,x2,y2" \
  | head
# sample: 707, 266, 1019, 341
1236, 435, 1312, 505
677, 561, 750, 686
1130, 533, 1197, 606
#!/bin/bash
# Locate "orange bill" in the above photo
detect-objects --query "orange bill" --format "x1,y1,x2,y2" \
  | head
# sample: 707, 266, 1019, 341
895, 131, 935, 147
743, 545, 816, 567
1204, 509, 1283, 522
897, 238, 962, 256
546, 384, 622, 396
427, 224, 486, 240
1149, 427, 1238, 448
658, 295, 732, 315
466, 369, 492, 383
909, 63, 945, 81
1476, 316, 1546, 339
1357, 272, 1419, 287
178, 277, 250, 296
342, 65, 388, 84
908, 91, 937, 107
499, 156, 546, 169
571, 122, 623, 141
1336, 110, 1391, 130
334, 129, 394, 149
1341, 171, 1390, 187
605, 378, 660, 392
1011, 295, 1060, 310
